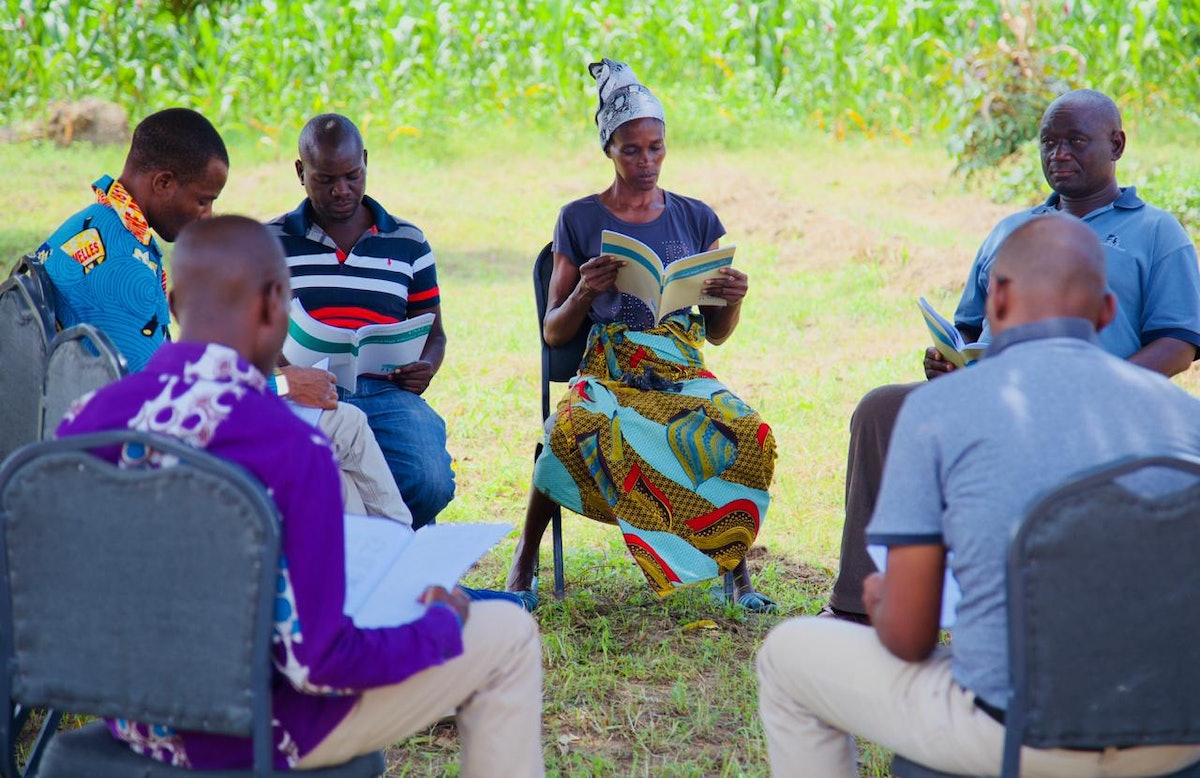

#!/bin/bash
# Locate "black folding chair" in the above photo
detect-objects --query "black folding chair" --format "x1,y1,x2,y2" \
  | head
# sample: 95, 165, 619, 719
0, 430, 385, 778
893, 455, 1200, 777
533, 242, 592, 599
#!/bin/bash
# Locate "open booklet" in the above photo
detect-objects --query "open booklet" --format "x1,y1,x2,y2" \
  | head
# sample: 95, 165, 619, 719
918, 297, 988, 368
283, 299, 434, 393
602, 229, 735, 324
344, 514, 514, 628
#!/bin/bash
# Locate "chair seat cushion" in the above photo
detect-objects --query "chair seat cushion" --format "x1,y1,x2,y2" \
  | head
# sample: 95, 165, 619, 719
39, 721, 386, 777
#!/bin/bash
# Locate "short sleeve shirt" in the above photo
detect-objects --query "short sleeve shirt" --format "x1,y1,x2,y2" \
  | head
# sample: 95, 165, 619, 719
866, 319, 1200, 707
266, 197, 439, 329
954, 188, 1200, 358
39, 176, 170, 373
553, 192, 724, 329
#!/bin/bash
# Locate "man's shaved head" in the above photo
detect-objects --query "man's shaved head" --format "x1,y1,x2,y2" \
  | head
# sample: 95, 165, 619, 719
170, 215, 291, 374
294, 114, 369, 228
1038, 89, 1125, 211
1043, 89, 1122, 131
298, 113, 363, 161
986, 212, 1114, 335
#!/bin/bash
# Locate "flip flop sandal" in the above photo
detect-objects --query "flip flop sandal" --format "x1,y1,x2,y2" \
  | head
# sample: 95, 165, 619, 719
736, 591, 779, 613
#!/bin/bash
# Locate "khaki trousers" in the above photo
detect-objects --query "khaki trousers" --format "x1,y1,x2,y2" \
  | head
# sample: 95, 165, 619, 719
756, 617, 1200, 777
319, 402, 412, 526
297, 601, 544, 776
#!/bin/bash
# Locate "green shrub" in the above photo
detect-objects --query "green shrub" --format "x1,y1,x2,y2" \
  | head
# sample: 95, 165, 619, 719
942, 2, 1085, 177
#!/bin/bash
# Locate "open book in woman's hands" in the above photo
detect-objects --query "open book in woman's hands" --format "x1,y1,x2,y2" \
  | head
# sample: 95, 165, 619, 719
918, 297, 989, 368
602, 230, 736, 324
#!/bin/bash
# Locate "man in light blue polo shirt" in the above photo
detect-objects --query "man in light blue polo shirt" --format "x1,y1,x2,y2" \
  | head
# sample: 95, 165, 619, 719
757, 213, 1200, 777
824, 89, 1200, 623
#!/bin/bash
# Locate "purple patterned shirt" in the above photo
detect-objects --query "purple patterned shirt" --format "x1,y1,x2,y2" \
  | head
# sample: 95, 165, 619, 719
56, 341, 464, 769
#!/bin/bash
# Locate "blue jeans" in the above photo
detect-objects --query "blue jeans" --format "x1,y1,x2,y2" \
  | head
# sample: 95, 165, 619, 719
340, 378, 455, 529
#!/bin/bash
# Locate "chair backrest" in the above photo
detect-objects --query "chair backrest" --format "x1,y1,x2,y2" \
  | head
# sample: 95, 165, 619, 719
0, 430, 281, 775
1002, 454, 1200, 775
9, 254, 57, 327
0, 275, 56, 461
41, 324, 128, 439
533, 242, 592, 420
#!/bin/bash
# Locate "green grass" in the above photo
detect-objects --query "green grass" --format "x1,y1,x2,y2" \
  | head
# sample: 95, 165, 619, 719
4, 124, 1200, 776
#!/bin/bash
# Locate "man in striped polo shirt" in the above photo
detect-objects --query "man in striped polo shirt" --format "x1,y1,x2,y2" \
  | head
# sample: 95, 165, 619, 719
267, 114, 453, 529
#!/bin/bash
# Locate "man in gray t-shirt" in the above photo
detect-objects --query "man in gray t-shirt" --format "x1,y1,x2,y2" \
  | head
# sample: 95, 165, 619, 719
756, 213, 1200, 777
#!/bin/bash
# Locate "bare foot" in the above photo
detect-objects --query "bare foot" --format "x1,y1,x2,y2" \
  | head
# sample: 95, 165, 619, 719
506, 539, 538, 592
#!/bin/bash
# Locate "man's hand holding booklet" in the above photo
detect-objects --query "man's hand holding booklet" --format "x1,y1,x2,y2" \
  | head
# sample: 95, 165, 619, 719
344, 515, 512, 627
918, 297, 988, 369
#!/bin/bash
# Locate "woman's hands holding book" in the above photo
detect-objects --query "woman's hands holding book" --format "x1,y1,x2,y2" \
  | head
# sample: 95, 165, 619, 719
575, 254, 625, 301
701, 267, 749, 305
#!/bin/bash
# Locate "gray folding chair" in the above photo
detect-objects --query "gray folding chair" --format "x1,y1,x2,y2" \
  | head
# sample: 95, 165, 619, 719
1, 256, 61, 776
0, 430, 385, 778
41, 324, 128, 439
8, 255, 55, 319
0, 274, 56, 462
532, 243, 735, 601
893, 455, 1200, 777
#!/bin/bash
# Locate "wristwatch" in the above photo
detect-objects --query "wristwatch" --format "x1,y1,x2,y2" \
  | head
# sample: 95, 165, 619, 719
273, 367, 290, 397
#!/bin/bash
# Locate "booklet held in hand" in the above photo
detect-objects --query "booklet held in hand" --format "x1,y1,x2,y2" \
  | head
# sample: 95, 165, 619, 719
602, 230, 735, 324
343, 515, 513, 628
918, 297, 988, 368
283, 299, 434, 393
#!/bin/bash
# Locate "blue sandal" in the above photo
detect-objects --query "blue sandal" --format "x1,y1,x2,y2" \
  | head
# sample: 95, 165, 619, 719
507, 574, 540, 613
709, 583, 778, 613
735, 591, 778, 613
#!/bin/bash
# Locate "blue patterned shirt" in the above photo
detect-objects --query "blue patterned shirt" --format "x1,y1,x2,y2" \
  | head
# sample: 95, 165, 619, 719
39, 176, 171, 372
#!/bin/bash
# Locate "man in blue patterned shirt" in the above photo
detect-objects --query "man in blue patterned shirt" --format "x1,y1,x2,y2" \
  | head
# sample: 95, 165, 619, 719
39, 107, 228, 373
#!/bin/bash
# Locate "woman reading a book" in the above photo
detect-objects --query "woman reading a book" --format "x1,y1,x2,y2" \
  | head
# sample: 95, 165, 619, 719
505, 58, 777, 611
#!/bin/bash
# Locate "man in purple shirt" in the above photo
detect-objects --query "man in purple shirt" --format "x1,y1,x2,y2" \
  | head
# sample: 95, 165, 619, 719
57, 216, 545, 774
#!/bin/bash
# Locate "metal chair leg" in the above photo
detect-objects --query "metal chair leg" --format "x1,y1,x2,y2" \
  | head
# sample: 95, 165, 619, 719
23, 709, 61, 777
551, 506, 565, 600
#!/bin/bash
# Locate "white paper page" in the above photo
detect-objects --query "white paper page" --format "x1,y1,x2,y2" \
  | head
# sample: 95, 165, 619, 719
283, 301, 359, 391
354, 313, 435, 376
344, 513, 416, 616
285, 400, 323, 427
868, 544, 961, 628
349, 522, 514, 628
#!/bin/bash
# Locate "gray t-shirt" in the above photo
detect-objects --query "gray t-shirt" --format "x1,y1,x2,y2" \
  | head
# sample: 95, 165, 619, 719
553, 191, 724, 329
867, 318, 1200, 708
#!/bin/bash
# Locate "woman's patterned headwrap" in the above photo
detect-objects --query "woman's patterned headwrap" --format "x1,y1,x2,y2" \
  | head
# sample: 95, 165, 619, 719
589, 58, 665, 153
